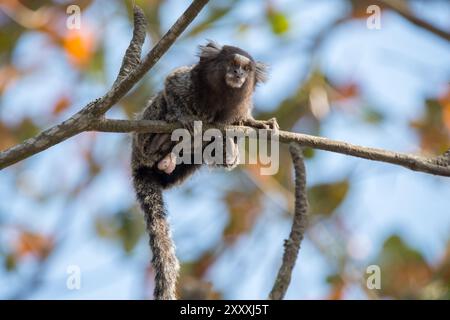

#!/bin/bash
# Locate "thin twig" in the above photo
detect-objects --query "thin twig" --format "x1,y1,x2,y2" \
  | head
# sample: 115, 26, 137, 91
269, 143, 308, 300
375, 0, 450, 42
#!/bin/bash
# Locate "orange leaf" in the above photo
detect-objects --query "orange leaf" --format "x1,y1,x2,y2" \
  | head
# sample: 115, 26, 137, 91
326, 275, 345, 300
350, 0, 387, 19
223, 189, 262, 242
0, 123, 18, 151
332, 83, 359, 102
52, 96, 71, 115
15, 231, 54, 260
439, 88, 450, 132
192, 251, 216, 278
63, 28, 96, 68
0, 65, 19, 94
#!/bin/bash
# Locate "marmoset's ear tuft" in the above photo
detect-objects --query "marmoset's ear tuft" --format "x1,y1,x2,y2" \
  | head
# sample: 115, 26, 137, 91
197, 40, 222, 61
255, 61, 269, 84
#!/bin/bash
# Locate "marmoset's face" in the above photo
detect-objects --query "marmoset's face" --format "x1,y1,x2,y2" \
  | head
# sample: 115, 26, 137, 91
225, 54, 253, 89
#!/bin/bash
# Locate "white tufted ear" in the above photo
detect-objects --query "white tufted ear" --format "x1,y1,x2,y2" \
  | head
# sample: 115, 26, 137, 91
255, 61, 269, 83
197, 40, 222, 61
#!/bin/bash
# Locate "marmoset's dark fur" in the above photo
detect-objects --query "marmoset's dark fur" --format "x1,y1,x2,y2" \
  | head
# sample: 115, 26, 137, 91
131, 41, 277, 300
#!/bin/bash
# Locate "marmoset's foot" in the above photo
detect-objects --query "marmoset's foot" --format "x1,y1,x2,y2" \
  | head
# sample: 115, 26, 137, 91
157, 153, 177, 174
242, 117, 279, 131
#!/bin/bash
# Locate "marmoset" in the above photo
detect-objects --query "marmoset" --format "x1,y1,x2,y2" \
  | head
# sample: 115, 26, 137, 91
131, 41, 278, 300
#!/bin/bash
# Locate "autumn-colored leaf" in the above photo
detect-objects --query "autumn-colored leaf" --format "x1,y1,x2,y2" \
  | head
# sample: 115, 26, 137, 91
192, 251, 216, 278
80, 139, 102, 176
439, 87, 450, 131
349, 0, 390, 19
0, 65, 19, 93
52, 96, 71, 116
410, 98, 450, 155
0, 0, 54, 29
180, 250, 218, 279
0, 123, 18, 151
331, 82, 359, 102
326, 274, 345, 300
63, 28, 96, 68
15, 231, 54, 260
436, 242, 450, 283
374, 235, 433, 299
223, 189, 262, 242
0, 118, 42, 151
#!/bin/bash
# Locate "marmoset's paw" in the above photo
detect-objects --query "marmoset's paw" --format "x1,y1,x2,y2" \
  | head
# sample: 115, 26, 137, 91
157, 153, 177, 174
243, 117, 279, 132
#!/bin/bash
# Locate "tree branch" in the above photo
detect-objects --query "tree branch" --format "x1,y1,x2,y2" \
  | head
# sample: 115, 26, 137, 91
89, 118, 450, 177
0, 0, 449, 178
269, 143, 308, 300
375, 0, 450, 42
113, 5, 147, 86
0, 109, 93, 170
87, 0, 210, 117
0, 0, 210, 169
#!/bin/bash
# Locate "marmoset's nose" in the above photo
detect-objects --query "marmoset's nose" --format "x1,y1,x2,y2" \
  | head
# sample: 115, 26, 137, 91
234, 68, 244, 78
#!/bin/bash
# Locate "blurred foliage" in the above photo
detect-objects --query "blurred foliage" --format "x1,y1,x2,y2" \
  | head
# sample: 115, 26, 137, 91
188, 6, 232, 36
2, 228, 54, 272
223, 189, 262, 242
411, 88, 450, 155
373, 235, 449, 299
266, 7, 289, 35
95, 208, 145, 254
0, 0, 449, 300
308, 180, 350, 216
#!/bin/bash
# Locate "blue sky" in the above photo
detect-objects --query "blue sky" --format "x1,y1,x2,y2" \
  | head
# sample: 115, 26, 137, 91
0, 0, 449, 299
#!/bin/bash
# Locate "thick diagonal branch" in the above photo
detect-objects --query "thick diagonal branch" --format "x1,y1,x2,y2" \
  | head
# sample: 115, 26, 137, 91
0, 107, 95, 169
88, 0, 210, 116
269, 143, 309, 300
0, 0, 210, 169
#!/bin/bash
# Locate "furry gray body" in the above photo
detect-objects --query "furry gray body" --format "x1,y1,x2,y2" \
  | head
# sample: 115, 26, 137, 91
131, 43, 270, 300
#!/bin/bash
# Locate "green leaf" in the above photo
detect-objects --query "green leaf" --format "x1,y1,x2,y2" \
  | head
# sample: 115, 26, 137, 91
303, 147, 315, 159
95, 209, 145, 254
307, 180, 349, 216
4, 253, 17, 272
362, 107, 384, 124
13, 118, 41, 142
380, 235, 425, 264
267, 11, 289, 35
118, 210, 144, 253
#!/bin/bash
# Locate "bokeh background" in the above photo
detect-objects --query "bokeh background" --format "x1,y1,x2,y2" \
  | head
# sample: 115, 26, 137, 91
0, 0, 449, 299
